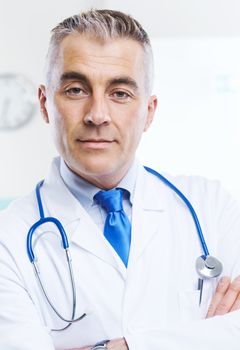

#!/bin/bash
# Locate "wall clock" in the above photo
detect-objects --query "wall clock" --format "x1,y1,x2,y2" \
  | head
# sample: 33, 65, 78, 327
0, 73, 37, 130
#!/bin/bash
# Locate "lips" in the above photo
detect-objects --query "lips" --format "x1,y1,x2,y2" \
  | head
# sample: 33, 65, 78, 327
77, 138, 115, 150
81, 139, 113, 143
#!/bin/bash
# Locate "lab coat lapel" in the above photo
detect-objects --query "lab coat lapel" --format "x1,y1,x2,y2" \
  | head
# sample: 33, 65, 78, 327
70, 210, 127, 278
41, 158, 126, 278
128, 166, 168, 267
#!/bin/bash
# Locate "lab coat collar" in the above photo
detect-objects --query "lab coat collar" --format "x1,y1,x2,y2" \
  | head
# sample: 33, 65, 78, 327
42, 158, 169, 277
43, 158, 167, 217
43, 158, 82, 223
127, 164, 168, 268
138, 164, 167, 211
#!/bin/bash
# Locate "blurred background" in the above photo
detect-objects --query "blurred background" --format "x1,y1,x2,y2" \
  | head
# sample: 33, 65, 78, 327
1, 0, 240, 208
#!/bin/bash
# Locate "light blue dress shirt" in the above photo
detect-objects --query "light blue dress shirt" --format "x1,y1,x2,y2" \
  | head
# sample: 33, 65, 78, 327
60, 159, 138, 232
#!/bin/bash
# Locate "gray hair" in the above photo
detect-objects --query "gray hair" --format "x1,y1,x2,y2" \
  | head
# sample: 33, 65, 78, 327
44, 9, 154, 93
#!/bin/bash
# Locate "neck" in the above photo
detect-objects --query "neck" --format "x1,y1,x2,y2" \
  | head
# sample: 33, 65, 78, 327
65, 161, 134, 190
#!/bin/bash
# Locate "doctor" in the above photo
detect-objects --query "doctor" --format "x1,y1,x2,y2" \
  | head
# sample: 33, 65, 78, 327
1, 9, 240, 350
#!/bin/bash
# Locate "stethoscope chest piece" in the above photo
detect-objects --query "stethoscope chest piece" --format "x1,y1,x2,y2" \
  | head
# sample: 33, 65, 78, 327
196, 255, 223, 279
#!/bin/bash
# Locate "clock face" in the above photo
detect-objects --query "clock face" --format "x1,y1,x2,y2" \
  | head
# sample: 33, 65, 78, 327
0, 73, 37, 130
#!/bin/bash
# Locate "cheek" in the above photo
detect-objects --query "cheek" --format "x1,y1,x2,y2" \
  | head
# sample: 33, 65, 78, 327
124, 113, 147, 148
48, 99, 74, 132
46, 103, 68, 148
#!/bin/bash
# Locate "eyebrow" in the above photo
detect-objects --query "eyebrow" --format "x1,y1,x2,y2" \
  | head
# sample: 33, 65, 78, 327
60, 72, 90, 85
109, 77, 139, 92
60, 71, 139, 92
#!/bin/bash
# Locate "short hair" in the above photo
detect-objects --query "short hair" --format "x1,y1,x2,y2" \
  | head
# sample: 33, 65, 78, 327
44, 9, 153, 94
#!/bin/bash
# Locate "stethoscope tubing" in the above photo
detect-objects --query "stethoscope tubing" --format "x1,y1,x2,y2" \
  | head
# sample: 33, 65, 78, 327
26, 166, 222, 330
27, 181, 86, 330
27, 216, 69, 263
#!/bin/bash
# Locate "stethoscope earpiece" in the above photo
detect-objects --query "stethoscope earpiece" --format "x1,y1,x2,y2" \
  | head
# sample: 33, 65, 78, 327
196, 255, 223, 279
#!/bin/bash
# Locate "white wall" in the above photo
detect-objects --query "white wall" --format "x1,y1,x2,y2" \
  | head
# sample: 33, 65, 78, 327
139, 37, 240, 199
1, 0, 240, 199
104, 0, 240, 37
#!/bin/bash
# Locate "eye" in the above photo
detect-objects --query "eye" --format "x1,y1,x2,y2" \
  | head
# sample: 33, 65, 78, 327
67, 87, 82, 94
64, 86, 88, 98
111, 90, 132, 101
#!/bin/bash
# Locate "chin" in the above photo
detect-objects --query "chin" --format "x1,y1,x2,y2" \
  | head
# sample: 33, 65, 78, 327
73, 156, 119, 177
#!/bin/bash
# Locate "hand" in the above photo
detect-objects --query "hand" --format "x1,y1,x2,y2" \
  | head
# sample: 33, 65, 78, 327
68, 337, 129, 350
206, 275, 240, 318
104, 338, 128, 350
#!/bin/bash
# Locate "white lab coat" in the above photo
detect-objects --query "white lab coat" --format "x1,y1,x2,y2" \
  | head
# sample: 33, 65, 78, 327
0, 157, 240, 350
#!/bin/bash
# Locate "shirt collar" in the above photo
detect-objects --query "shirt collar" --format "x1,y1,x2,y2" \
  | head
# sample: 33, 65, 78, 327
60, 158, 138, 211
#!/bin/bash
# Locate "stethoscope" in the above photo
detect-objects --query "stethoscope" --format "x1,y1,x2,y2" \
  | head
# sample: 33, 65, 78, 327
26, 166, 223, 331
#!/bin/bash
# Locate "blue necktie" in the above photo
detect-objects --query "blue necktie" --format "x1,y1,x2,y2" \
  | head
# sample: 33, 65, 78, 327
94, 188, 131, 267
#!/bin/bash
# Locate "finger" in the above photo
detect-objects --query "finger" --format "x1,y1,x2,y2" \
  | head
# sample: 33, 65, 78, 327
206, 276, 231, 318
214, 275, 240, 316
107, 338, 129, 350
230, 291, 240, 312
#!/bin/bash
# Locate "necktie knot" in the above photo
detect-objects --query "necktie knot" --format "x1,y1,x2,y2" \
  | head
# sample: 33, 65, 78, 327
94, 188, 124, 213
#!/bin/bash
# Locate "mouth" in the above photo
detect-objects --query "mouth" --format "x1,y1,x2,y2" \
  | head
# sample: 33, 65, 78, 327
77, 139, 115, 150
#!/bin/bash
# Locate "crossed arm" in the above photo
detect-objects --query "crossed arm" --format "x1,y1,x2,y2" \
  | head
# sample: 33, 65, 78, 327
206, 275, 240, 317
69, 276, 240, 350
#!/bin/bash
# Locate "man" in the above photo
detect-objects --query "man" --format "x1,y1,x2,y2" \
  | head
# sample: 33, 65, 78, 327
0, 9, 240, 350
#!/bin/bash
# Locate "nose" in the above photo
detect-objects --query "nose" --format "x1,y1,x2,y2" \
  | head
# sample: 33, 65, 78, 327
83, 95, 111, 126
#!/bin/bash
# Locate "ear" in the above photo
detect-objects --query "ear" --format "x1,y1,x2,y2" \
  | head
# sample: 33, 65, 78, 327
38, 85, 49, 123
144, 95, 158, 132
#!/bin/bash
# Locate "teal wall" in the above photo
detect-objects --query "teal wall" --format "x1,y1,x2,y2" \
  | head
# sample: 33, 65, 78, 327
0, 199, 13, 210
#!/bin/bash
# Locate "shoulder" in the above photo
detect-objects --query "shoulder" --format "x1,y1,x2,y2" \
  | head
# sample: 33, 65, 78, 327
167, 173, 237, 211
142, 165, 236, 210
0, 191, 37, 239
0, 157, 62, 239
143, 165, 221, 193
165, 173, 221, 199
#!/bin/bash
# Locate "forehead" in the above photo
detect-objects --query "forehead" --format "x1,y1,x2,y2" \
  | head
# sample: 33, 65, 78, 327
54, 34, 146, 83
